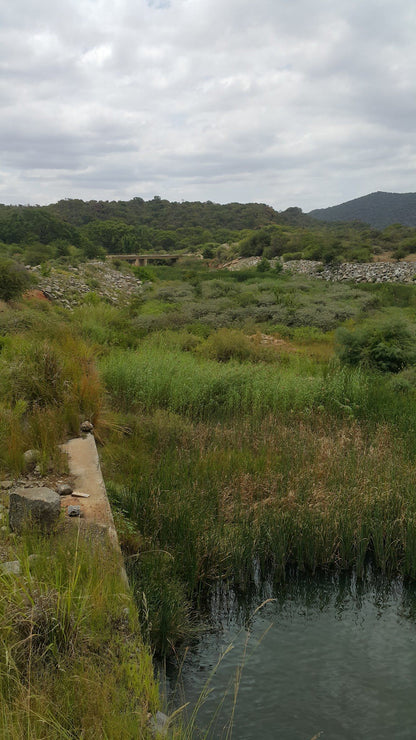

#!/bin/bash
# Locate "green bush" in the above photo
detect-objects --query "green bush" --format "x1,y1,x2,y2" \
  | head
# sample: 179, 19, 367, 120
197, 328, 256, 362
336, 318, 416, 372
0, 258, 32, 301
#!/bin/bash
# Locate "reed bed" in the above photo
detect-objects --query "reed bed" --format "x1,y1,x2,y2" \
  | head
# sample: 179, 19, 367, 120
101, 347, 370, 419
103, 405, 416, 654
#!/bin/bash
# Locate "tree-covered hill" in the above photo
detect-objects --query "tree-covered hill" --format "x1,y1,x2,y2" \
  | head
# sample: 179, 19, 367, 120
1, 195, 416, 266
0, 198, 313, 262
46, 197, 286, 230
309, 191, 416, 228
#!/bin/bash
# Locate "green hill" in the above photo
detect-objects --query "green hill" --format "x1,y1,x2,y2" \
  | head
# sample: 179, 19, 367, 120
309, 191, 416, 228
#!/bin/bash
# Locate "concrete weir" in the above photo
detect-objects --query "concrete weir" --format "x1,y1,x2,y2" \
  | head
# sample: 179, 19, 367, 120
61, 434, 127, 583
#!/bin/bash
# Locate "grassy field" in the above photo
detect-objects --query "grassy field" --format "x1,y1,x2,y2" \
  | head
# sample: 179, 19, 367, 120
2, 261, 416, 727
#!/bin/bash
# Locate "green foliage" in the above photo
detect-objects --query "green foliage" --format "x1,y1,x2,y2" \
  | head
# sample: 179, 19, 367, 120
132, 265, 157, 281
257, 257, 271, 272
336, 317, 416, 372
0, 258, 31, 301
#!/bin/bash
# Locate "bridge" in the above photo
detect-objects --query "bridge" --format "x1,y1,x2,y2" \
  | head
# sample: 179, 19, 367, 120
106, 253, 202, 267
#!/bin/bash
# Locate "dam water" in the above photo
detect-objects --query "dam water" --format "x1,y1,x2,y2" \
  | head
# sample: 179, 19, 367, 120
165, 570, 416, 739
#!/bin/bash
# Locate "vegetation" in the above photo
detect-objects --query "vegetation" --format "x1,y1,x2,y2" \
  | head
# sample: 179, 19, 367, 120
3, 251, 416, 727
0, 531, 158, 738
2, 195, 416, 265
0, 258, 32, 302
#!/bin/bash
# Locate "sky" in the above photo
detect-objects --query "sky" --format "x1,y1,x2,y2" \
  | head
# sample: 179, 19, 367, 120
1, 0, 416, 212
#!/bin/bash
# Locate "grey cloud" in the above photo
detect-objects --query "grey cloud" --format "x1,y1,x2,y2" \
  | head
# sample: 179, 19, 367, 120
1, 0, 416, 210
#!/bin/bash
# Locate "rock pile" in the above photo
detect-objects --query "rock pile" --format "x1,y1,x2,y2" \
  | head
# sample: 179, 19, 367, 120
281, 259, 416, 283
27, 261, 142, 309
223, 256, 416, 284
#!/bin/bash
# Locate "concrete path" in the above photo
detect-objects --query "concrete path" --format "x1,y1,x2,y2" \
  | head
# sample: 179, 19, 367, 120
61, 434, 120, 552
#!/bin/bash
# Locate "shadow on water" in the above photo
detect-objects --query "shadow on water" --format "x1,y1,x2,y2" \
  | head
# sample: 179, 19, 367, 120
161, 568, 416, 740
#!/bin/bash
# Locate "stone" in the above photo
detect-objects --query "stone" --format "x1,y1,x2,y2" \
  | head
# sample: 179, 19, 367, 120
0, 480, 13, 490
80, 420, 94, 433
57, 483, 73, 496
149, 711, 169, 738
1, 560, 21, 575
23, 449, 40, 471
68, 505, 81, 517
9, 487, 61, 533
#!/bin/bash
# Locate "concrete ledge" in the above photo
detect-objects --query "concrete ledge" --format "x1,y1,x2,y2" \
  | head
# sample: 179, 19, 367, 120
61, 434, 127, 583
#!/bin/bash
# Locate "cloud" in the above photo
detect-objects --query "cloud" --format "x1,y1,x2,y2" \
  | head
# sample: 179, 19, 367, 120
1, 0, 416, 210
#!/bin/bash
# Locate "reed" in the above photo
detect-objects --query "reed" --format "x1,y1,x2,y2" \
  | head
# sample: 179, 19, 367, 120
103, 404, 416, 654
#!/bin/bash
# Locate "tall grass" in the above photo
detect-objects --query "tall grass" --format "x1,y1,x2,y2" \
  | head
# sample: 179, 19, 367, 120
0, 326, 104, 474
100, 347, 360, 419
100, 345, 416, 443
0, 528, 158, 738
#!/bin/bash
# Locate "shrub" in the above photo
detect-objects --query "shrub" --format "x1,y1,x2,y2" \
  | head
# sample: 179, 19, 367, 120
0, 258, 32, 301
257, 257, 271, 272
336, 318, 416, 372
197, 328, 254, 362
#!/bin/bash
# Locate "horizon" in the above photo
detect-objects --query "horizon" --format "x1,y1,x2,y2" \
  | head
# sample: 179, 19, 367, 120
1, 189, 416, 215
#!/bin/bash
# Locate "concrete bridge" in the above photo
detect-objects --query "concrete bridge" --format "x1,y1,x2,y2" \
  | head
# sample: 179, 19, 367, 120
106, 253, 202, 267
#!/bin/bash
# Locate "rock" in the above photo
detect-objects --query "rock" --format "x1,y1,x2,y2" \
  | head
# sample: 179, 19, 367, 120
0, 480, 13, 490
68, 505, 81, 517
23, 449, 40, 471
0, 560, 21, 575
80, 420, 94, 433
57, 483, 73, 496
149, 711, 169, 737
9, 487, 61, 533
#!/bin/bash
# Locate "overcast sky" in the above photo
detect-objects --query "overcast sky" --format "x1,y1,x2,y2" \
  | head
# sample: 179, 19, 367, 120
1, 0, 416, 211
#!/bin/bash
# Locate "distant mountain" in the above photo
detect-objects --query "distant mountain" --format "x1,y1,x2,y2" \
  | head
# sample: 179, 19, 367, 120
309, 191, 416, 229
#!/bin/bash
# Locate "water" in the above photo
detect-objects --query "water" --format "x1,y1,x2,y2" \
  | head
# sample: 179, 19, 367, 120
165, 572, 416, 739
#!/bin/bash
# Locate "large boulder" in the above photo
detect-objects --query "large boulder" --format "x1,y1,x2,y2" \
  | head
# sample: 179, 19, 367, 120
9, 487, 61, 533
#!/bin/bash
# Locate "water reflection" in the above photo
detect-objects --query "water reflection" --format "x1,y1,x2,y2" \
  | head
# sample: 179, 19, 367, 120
164, 570, 416, 740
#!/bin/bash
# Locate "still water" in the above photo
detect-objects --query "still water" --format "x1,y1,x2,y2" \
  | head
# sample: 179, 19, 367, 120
165, 572, 416, 739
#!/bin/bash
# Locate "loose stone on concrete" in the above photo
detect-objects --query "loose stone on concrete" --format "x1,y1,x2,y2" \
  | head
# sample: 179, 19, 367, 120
80, 420, 94, 433
57, 483, 73, 496
9, 487, 61, 533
